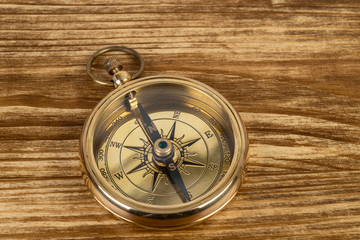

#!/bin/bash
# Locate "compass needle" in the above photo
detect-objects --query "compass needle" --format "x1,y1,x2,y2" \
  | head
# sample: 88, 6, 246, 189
164, 157, 191, 202
126, 91, 162, 145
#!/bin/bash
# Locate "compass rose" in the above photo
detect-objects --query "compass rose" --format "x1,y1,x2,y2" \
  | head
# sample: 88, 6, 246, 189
123, 121, 205, 192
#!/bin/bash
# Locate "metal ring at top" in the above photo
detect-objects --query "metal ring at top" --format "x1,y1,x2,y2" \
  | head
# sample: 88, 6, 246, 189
86, 46, 145, 86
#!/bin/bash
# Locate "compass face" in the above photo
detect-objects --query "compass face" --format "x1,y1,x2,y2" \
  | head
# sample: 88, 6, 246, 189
96, 106, 232, 205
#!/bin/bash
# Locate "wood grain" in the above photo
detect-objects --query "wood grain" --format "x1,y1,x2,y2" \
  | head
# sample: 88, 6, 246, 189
0, 0, 359, 239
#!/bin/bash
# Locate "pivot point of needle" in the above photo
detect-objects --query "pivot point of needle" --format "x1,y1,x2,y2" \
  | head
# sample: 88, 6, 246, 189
158, 141, 168, 149
153, 138, 173, 159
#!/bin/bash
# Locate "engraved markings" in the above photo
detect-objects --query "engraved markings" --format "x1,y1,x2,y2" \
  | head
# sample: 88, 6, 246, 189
220, 134, 227, 144
111, 116, 123, 127
224, 151, 231, 162
187, 190, 193, 200
192, 106, 200, 112
98, 149, 104, 161
114, 171, 124, 180
219, 171, 227, 181
145, 194, 155, 204
208, 163, 219, 171
204, 130, 213, 139
100, 168, 108, 180
209, 118, 217, 125
146, 123, 157, 134
172, 111, 181, 119
110, 141, 122, 148
168, 163, 177, 171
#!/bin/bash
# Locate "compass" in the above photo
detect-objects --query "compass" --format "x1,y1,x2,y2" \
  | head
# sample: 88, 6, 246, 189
80, 46, 248, 229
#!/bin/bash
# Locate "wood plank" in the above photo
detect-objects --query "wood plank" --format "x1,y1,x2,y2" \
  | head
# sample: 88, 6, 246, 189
0, 0, 359, 238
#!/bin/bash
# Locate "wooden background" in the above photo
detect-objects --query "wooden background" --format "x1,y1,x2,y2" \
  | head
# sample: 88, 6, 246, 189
0, 0, 359, 239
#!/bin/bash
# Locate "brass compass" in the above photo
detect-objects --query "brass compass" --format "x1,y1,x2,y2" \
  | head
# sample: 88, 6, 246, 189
80, 46, 248, 229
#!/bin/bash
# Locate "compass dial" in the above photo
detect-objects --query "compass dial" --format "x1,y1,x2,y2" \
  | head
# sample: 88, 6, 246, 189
96, 106, 232, 205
